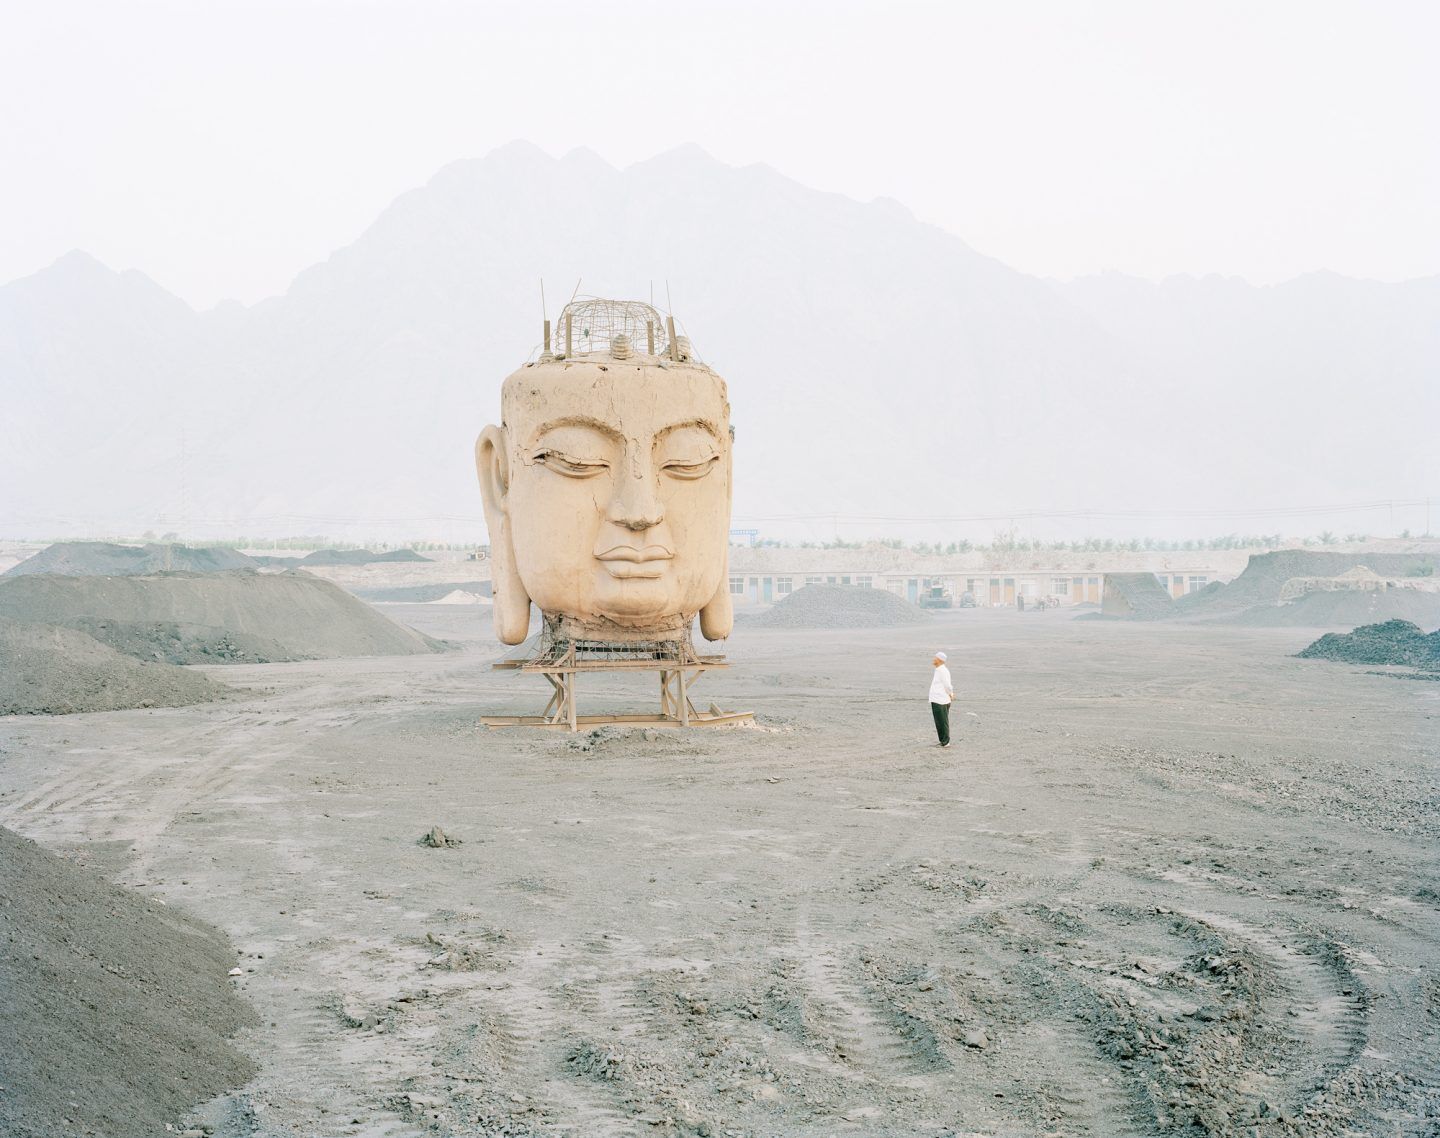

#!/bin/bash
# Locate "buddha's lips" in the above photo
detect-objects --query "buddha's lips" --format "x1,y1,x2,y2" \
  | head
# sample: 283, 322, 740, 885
596, 545, 674, 579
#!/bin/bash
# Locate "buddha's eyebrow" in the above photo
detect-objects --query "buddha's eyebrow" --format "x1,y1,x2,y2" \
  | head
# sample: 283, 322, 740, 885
655, 419, 722, 444
529, 416, 624, 445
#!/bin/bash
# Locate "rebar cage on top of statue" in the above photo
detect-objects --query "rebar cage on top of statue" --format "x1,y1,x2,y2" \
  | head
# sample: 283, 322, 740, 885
534, 297, 699, 362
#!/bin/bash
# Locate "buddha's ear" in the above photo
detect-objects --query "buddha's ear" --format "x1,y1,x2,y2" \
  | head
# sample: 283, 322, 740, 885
699, 450, 734, 641
476, 426, 531, 645
699, 571, 733, 641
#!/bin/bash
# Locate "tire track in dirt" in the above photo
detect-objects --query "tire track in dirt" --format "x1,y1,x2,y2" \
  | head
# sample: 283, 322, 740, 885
1181, 910, 1369, 1109
789, 925, 940, 1080
243, 979, 428, 1138
470, 942, 640, 1136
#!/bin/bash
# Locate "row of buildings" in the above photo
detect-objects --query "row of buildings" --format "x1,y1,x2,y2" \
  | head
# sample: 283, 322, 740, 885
723, 546, 1244, 607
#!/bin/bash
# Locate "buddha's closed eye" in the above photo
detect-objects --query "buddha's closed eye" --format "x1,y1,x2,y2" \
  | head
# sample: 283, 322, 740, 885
661, 454, 719, 479
656, 423, 721, 481
534, 449, 609, 478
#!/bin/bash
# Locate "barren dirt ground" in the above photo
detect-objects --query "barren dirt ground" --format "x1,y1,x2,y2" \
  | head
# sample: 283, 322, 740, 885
2, 609, 1437, 1137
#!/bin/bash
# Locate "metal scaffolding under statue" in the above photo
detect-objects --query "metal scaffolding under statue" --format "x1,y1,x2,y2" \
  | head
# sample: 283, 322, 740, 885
483, 625, 752, 730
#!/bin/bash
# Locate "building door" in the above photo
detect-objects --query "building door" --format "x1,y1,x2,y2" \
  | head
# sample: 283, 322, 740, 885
1171, 575, 1185, 598
1004, 577, 1015, 604
762, 577, 773, 603
1087, 576, 1101, 603
1073, 576, 1084, 603
990, 577, 1001, 605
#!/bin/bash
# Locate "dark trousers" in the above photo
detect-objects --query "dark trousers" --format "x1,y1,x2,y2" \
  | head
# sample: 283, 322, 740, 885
931, 701, 950, 745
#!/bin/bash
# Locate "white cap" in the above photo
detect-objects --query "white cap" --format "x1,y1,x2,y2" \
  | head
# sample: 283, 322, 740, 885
935, 651, 947, 661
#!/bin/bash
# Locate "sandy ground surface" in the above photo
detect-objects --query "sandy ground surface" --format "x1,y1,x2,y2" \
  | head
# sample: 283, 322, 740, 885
1, 607, 1436, 1137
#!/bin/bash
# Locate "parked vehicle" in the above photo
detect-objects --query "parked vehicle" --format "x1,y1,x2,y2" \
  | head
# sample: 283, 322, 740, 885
919, 584, 953, 609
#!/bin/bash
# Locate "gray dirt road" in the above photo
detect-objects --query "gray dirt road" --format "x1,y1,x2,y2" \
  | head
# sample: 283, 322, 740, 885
1, 608, 1436, 1137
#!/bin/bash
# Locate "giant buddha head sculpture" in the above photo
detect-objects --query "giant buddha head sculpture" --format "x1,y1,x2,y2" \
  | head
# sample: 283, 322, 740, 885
476, 298, 734, 646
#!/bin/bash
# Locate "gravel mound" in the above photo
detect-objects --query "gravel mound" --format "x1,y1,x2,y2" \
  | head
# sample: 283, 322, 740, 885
354, 580, 494, 603
301, 548, 430, 565
1299, 619, 1440, 670
749, 584, 930, 629
0, 570, 444, 663
252, 548, 431, 568
55, 616, 303, 664
4, 541, 257, 577
0, 826, 257, 1137
1100, 573, 1175, 619
1174, 550, 1437, 619
0, 616, 228, 715
1234, 587, 1440, 629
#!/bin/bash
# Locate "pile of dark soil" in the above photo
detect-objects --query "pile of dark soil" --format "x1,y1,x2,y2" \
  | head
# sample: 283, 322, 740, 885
4, 542, 257, 578
1298, 619, 1440, 669
306, 547, 428, 565
0, 826, 257, 1137
253, 548, 430, 568
1100, 573, 1175, 619
1231, 587, 1440, 629
354, 580, 493, 603
0, 616, 228, 715
0, 570, 445, 663
748, 584, 930, 629
1174, 550, 1437, 619
58, 616, 299, 664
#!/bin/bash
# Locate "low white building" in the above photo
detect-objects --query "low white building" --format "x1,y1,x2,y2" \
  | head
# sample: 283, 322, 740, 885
725, 546, 1239, 607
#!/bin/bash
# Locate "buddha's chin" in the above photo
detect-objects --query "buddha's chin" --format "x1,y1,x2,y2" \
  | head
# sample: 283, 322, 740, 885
590, 574, 677, 622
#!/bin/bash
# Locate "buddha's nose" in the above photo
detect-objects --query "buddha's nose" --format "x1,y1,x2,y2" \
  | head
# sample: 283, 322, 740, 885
608, 469, 665, 531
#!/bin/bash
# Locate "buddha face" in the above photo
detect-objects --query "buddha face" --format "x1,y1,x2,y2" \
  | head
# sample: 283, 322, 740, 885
476, 359, 733, 644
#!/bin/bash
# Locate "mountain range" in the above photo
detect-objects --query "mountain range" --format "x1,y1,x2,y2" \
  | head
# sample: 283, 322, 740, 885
3, 141, 1436, 542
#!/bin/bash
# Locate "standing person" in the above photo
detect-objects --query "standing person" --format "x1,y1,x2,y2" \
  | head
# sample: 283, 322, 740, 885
929, 651, 954, 747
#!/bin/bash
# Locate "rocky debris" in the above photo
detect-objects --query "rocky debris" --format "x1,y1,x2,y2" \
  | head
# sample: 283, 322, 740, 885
1100, 572, 1176, 619
0, 569, 445, 663
0, 615, 229, 715
566, 1039, 632, 1082
962, 1028, 990, 1050
416, 927, 508, 972
748, 584, 930, 629
1298, 619, 1440, 671
418, 826, 461, 848
3, 541, 258, 577
0, 826, 256, 1138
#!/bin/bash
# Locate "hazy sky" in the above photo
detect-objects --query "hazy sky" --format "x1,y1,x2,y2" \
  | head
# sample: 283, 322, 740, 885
3, 0, 1436, 309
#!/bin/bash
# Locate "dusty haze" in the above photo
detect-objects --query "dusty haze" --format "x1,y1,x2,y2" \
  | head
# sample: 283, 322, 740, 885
1, 1, 1436, 543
